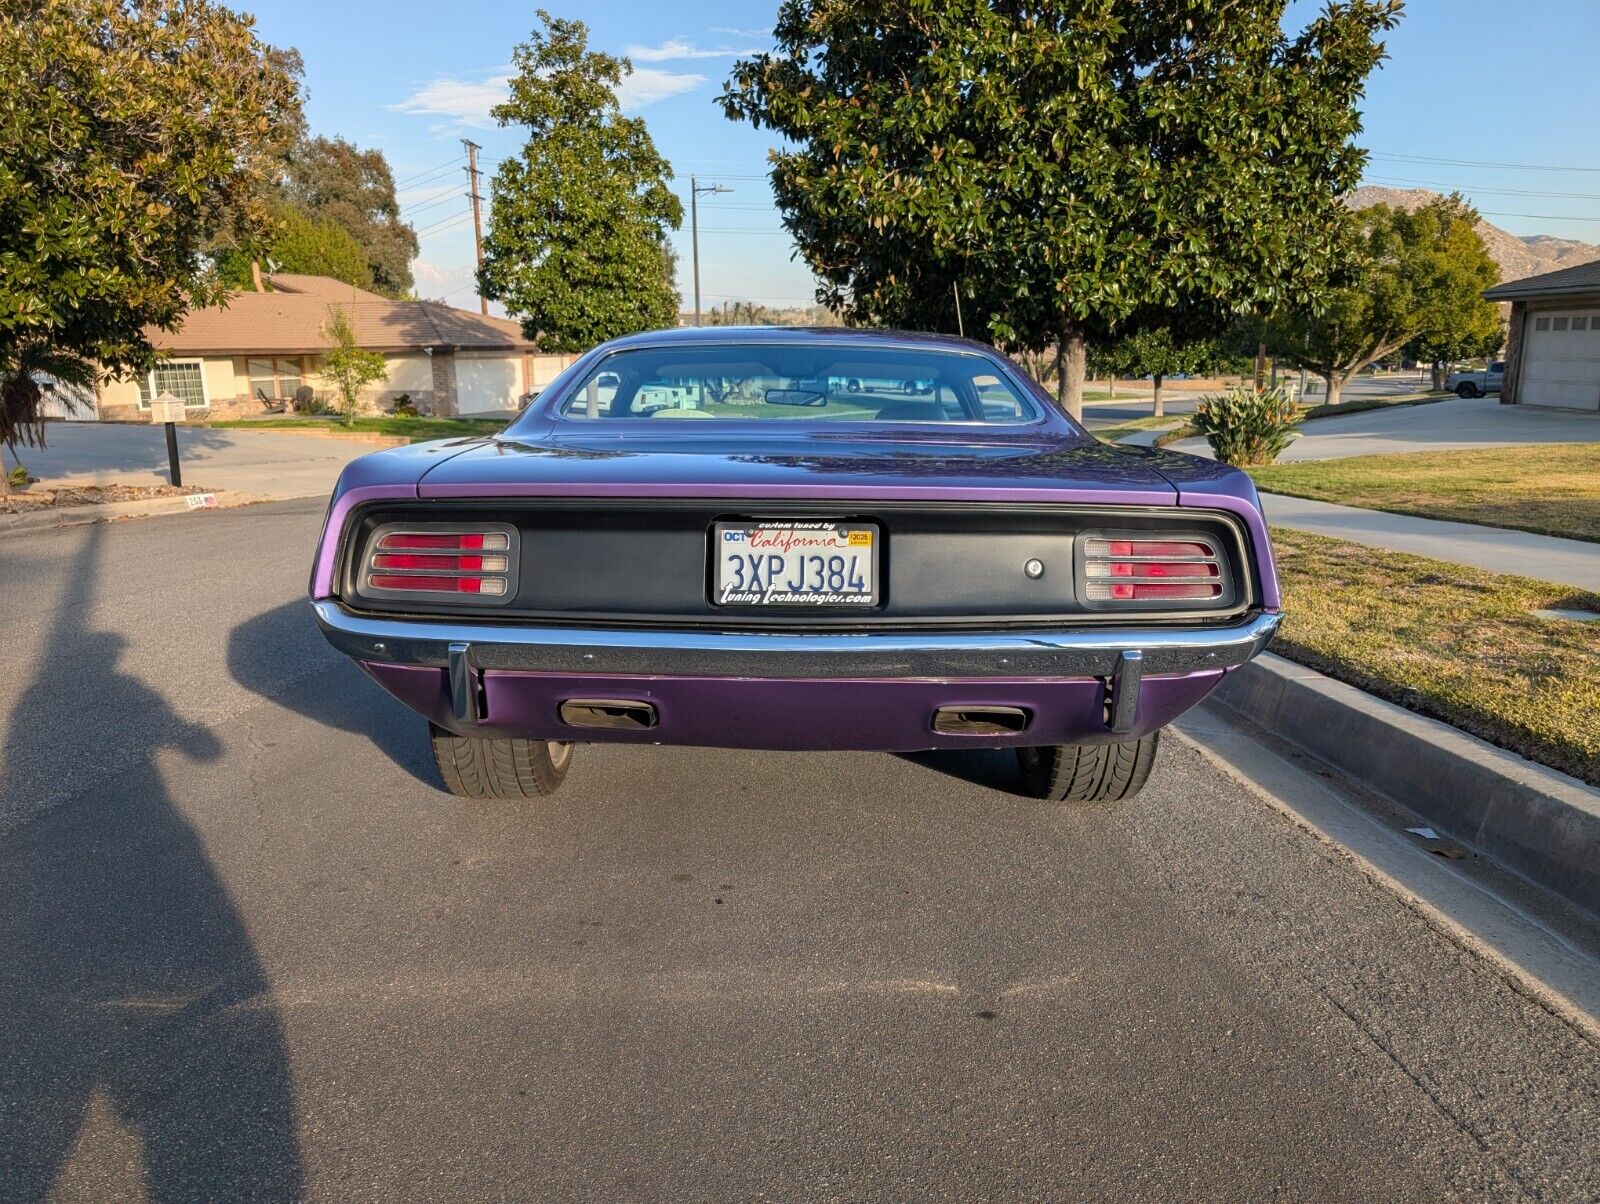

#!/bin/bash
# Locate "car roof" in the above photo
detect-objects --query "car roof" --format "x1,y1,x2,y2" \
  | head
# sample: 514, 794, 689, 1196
601, 325, 1003, 355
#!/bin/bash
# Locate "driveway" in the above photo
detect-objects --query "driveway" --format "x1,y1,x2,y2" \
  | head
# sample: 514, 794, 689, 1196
1166, 396, 1600, 461
16, 422, 381, 500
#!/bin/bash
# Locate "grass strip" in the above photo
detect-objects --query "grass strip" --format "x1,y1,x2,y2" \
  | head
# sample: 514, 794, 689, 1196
1251, 443, 1600, 544
1269, 527, 1600, 785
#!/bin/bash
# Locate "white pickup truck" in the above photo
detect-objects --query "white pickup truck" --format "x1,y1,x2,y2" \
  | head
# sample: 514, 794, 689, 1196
1444, 361, 1504, 398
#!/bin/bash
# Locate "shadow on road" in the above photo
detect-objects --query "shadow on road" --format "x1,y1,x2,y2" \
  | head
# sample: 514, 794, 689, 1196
226, 598, 438, 789
0, 527, 303, 1199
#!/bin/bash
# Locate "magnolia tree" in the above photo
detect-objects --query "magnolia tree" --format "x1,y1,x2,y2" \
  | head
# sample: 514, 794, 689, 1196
722, 0, 1402, 419
1266, 195, 1502, 405
479, 10, 683, 351
0, 0, 301, 491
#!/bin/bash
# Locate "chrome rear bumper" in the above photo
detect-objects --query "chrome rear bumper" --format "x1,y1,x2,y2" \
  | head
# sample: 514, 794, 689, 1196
312, 601, 1281, 681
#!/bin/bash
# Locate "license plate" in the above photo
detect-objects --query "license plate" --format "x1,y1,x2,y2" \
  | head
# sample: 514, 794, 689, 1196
713, 521, 879, 607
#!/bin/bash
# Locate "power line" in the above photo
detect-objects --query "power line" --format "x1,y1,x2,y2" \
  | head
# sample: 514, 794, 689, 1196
1366, 175, 1600, 202
1371, 151, 1600, 174
399, 184, 466, 217
394, 156, 468, 188
414, 211, 473, 238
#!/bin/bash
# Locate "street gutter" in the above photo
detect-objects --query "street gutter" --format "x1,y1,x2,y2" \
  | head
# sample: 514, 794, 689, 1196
1212, 652, 1600, 920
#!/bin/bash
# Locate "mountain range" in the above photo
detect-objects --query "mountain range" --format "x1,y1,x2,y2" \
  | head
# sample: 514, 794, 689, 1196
1347, 185, 1600, 285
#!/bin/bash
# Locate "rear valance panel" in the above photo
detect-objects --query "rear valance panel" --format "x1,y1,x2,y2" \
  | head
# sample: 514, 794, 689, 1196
334, 499, 1258, 629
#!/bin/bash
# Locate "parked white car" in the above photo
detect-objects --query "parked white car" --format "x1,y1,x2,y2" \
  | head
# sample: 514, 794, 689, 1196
1445, 361, 1504, 398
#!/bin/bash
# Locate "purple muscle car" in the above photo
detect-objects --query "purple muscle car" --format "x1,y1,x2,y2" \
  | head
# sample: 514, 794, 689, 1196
311, 328, 1280, 801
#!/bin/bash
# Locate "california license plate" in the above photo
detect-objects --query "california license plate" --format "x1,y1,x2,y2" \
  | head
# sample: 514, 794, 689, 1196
713, 521, 879, 607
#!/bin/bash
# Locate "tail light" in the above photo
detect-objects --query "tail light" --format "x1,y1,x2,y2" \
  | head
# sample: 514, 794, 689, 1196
360, 524, 518, 604
1078, 535, 1228, 607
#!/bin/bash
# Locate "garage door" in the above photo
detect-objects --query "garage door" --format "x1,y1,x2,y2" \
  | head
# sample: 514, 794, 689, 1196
1521, 310, 1600, 410
455, 354, 522, 413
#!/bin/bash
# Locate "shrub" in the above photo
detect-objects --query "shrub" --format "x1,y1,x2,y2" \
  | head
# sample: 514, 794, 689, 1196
390, 393, 418, 417
1189, 385, 1303, 466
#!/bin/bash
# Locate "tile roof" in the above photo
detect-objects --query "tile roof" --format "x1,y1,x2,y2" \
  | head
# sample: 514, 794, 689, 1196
150, 277, 536, 355
1484, 259, 1600, 301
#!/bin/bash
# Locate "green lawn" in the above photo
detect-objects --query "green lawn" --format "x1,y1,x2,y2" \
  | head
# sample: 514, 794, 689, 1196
1250, 443, 1600, 544
206, 416, 508, 442
1270, 527, 1600, 785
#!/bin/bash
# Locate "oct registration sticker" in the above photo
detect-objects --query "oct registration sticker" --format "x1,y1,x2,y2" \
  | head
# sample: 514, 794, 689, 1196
713, 521, 879, 607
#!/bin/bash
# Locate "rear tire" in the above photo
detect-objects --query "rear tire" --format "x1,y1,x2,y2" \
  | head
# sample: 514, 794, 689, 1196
1016, 732, 1161, 803
429, 725, 572, 799
1455, 382, 1478, 399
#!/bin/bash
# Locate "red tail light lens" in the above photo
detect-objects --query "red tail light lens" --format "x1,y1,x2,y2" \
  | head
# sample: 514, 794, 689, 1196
1080, 535, 1226, 605
360, 524, 517, 604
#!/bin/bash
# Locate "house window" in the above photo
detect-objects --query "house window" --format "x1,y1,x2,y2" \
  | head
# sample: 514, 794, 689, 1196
1534, 317, 1550, 331
248, 357, 305, 401
136, 361, 207, 409
1571, 316, 1589, 331
1552, 316, 1570, 332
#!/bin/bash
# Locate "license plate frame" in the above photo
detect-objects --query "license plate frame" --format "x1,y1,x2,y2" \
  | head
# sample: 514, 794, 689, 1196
711, 520, 881, 609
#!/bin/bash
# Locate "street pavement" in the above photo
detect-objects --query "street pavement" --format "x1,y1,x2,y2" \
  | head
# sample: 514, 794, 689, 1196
19, 422, 372, 499
1260, 492, 1600, 592
2, 503, 1598, 1200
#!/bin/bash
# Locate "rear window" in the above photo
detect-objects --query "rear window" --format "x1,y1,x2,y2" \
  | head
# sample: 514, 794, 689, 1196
552, 344, 1041, 424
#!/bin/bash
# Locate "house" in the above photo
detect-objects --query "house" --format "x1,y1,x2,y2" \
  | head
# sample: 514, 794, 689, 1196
1483, 261, 1600, 411
93, 274, 576, 421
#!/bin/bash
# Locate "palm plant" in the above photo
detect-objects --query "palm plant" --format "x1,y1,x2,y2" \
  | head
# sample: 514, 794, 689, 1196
1, 342, 99, 494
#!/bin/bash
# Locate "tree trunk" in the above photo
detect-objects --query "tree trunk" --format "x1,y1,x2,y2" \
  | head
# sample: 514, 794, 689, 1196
1152, 375, 1165, 418
1107, 376, 1116, 399
1056, 320, 1087, 422
1321, 372, 1340, 407
0, 444, 11, 496
1431, 360, 1445, 392
1254, 341, 1267, 391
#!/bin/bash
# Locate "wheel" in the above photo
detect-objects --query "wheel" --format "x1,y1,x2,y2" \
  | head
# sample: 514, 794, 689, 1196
1455, 382, 1479, 399
1016, 732, 1161, 802
429, 724, 572, 798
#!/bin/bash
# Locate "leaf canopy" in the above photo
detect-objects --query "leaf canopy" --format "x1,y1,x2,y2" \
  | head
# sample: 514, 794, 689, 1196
722, 0, 1402, 360
479, 10, 683, 353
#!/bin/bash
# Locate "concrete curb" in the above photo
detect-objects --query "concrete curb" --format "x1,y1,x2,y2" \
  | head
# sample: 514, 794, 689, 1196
0, 489, 315, 537
1213, 653, 1600, 918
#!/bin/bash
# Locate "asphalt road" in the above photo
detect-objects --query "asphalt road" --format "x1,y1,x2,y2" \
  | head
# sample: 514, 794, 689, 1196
2, 502, 1597, 1200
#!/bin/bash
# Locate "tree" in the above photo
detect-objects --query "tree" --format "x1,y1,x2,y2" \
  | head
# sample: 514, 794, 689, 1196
1265, 195, 1501, 406
1097, 328, 1222, 417
282, 136, 419, 296
0, 0, 302, 453
722, 0, 1401, 420
0, 345, 96, 495
321, 307, 387, 425
479, 10, 683, 352
216, 203, 375, 292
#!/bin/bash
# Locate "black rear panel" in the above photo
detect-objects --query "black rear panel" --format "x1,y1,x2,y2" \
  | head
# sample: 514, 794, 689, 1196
335, 499, 1257, 629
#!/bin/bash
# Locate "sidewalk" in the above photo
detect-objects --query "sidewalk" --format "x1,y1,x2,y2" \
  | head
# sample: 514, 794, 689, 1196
1261, 492, 1600, 593
18, 422, 377, 502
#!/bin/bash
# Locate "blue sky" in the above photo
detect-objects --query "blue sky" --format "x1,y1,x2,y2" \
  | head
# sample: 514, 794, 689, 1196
248, 0, 1600, 312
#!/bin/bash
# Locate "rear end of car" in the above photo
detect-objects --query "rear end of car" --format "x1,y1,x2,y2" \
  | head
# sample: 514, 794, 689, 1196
310, 330, 1281, 801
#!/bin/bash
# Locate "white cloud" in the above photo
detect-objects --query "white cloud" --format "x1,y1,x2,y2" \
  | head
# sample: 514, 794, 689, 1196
626, 38, 762, 62
389, 73, 510, 130
710, 26, 770, 39
615, 67, 706, 110
392, 60, 705, 129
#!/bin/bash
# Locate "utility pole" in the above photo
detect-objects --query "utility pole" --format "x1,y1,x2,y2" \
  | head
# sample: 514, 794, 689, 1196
463, 138, 487, 315
690, 176, 731, 327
